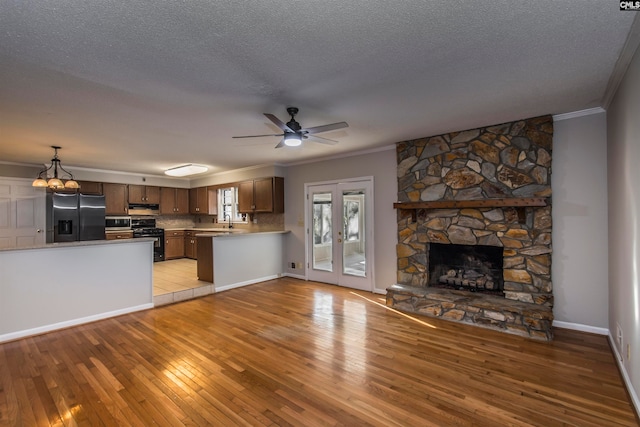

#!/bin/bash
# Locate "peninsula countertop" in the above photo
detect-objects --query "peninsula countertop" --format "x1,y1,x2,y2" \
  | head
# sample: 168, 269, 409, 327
0, 237, 156, 253
194, 230, 290, 237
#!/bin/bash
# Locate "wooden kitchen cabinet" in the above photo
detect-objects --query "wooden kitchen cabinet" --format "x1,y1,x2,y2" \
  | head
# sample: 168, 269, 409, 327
196, 236, 213, 282
189, 187, 209, 214
160, 187, 189, 215
237, 181, 254, 213
165, 230, 185, 259
128, 185, 160, 204
105, 231, 133, 240
77, 181, 103, 194
103, 183, 129, 215
184, 230, 197, 259
238, 177, 284, 213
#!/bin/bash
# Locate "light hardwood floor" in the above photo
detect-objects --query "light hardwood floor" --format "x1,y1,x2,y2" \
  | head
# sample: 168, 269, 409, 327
0, 277, 638, 426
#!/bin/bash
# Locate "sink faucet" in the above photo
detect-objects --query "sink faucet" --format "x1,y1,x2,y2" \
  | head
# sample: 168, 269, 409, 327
224, 213, 233, 229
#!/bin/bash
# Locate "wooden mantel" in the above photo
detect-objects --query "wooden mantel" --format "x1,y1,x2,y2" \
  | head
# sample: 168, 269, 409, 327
394, 197, 549, 222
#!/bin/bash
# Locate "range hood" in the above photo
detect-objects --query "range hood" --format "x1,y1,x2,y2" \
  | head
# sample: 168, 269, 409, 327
128, 203, 159, 216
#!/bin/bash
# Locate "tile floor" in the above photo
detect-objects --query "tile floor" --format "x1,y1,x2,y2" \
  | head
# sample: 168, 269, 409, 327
153, 258, 214, 306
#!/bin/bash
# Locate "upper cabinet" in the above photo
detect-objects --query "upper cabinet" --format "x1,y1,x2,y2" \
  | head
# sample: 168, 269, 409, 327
160, 187, 189, 215
77, 181, 103, 195
238, 177, 284, 213
189, 187, 208, 214
103, 183, 129, 215
128, 185, 160, 204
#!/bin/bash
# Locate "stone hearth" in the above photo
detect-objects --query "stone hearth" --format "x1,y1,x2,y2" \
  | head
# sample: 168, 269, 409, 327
388, 116, 554, 341
386, 285, 553, 340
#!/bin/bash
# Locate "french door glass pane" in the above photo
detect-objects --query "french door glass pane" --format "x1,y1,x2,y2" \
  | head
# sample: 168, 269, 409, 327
312, 192, 333, 272
342, 189, 366, 277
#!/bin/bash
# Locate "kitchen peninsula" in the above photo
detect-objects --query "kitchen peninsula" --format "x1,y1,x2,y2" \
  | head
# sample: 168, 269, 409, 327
0, 238, 155, 343
196, 230, 289, 292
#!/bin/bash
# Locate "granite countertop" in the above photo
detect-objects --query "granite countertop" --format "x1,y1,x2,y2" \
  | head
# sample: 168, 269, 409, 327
0, 237, 157, 253
163, 227, 243, 232
194, 230, 290, 238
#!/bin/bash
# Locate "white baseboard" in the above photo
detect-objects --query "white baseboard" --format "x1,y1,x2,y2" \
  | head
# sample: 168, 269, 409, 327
553, 320, 639, 417
0, 303, 154, 344
552, 320, 608, 335
215, 274, 281, 293
608, 333, 640, 417
283, 272, 306, 280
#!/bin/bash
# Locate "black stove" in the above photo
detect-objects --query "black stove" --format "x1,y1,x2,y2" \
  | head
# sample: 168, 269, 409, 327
131, 218, 165, 261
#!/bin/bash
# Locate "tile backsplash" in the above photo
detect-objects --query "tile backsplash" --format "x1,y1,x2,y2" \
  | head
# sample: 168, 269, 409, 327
155, 213, 284, 231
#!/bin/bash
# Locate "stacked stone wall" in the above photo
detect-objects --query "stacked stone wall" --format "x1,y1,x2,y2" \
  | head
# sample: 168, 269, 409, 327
395, 115, 553, 306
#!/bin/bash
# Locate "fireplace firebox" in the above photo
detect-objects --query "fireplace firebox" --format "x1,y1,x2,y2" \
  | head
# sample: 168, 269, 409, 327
428, 243, 504, 295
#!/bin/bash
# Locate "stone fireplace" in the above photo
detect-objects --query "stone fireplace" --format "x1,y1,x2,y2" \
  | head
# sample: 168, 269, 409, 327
386, 116, 554, 340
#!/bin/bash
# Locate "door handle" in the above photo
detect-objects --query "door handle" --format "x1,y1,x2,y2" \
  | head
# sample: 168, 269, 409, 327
36, 229, 42, 233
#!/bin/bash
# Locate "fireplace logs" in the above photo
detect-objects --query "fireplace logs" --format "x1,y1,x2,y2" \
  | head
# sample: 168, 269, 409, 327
439, 268, 496, 291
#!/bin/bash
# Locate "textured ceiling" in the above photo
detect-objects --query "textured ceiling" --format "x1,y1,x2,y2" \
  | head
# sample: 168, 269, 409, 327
0, 1, 635, 177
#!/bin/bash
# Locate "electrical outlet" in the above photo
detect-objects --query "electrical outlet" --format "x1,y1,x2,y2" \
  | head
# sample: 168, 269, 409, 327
627, 344, 631, 361
290, 262, 295, 269
617, 323, 623, 347
297, 262, 303, 269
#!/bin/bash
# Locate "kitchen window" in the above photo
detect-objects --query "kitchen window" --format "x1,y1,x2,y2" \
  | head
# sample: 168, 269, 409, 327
218, 187, 246, 224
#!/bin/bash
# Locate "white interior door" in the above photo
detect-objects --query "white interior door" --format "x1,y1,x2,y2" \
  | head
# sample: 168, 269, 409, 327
306, 178, 374, 291
0, 178, 46, 248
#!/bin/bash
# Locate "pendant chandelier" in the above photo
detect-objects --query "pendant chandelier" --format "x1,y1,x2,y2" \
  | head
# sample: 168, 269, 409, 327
32, 146, 79, 190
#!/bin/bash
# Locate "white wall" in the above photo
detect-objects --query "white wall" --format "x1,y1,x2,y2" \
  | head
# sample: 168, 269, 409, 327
212, 232, 284, 291
551, 111, 609, 329
607, 42, 640, 410
0, 240, 154, 342
0, 163, 41, 179
283, 147, 397, 294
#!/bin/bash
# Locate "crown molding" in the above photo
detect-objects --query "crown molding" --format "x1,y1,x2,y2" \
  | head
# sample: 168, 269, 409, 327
552, 107, 606, 121
282, 144, 395, 167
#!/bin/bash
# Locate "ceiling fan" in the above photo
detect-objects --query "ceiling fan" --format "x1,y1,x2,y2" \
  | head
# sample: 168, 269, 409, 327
233, 107, 348, 148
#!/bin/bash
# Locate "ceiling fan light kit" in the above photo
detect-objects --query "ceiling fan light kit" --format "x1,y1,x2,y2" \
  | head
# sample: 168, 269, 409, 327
233, 107, 348, 149
283, 133, 302, 146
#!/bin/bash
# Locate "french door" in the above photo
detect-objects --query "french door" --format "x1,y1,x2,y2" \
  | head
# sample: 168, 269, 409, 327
306, 178, 374, 291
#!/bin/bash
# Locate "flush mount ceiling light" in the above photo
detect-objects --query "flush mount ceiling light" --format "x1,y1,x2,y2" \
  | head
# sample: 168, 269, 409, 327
32, 146, 79, 190
164, 164, 209, 177
283, 133, 302, 147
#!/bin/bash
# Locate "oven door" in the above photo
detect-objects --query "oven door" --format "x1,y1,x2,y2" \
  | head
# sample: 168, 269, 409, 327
134, 232, 164, 262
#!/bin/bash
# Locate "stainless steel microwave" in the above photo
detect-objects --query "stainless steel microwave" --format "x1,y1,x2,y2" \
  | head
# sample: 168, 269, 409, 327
105, 216, 132, 231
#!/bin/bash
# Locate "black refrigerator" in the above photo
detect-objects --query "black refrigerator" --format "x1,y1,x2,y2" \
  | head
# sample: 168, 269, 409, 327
46, 192, 106, 243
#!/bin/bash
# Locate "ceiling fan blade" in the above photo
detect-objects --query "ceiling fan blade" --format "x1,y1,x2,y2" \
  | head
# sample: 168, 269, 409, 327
275, 139, 286, 149
264, 113, 294, 132
232, 133, 283, 139
303, 121, 348, 135
307, 134, 339, 145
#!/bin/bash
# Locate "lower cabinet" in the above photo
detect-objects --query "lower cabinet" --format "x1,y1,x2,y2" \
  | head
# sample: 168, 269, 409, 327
165, 230, 185, 260
184, 231, 197, 259
105, 231, 133, 240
